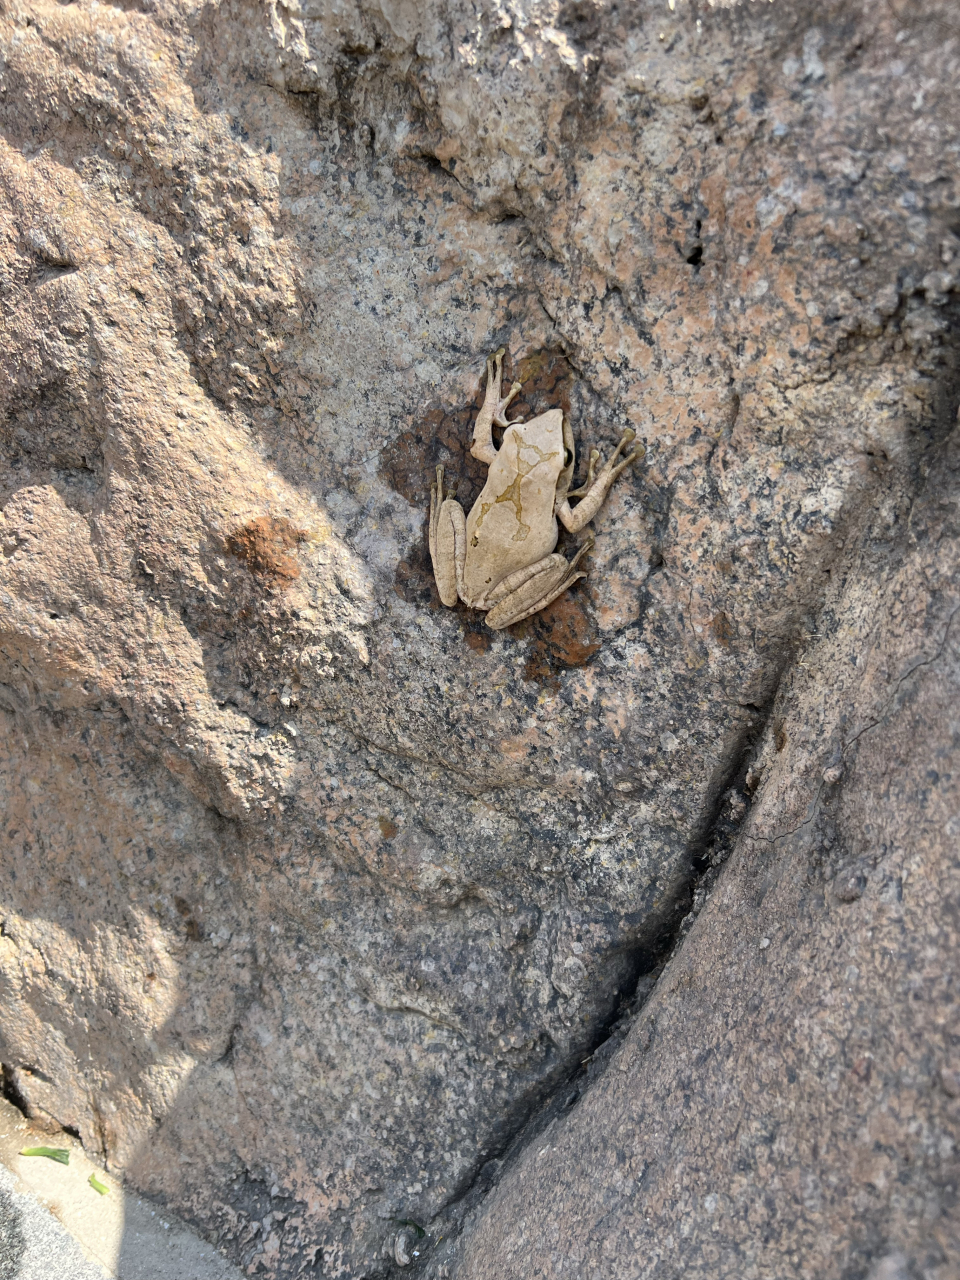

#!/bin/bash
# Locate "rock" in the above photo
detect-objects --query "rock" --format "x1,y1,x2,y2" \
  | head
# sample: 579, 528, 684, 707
0, 1184, 24, 1280
442, 425, 960, 1278
0, 0, 956, 1275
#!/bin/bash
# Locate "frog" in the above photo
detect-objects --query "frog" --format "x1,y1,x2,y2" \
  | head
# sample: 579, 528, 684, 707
429, 348, 642, 630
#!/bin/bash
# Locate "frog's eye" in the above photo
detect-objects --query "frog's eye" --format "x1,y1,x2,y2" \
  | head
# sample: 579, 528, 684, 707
564, 448, 574, 467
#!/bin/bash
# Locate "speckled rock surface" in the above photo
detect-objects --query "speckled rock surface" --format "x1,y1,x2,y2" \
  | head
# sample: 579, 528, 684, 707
443, 396, 960, 1280
0, 0, 957, 1275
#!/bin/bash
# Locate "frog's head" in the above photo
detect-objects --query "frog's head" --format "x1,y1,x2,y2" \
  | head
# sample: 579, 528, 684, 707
508, 407, 572, 492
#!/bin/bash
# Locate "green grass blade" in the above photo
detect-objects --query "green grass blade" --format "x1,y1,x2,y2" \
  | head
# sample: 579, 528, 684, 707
88, 1174, 109, 1196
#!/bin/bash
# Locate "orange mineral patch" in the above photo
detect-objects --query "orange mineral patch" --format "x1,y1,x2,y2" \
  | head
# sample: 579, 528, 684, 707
378, 815, 399, 840
515, 590, 602, 687
225, 516, 307, 587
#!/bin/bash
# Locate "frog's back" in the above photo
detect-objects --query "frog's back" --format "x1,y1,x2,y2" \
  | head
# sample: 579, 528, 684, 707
464, 410, 564, 596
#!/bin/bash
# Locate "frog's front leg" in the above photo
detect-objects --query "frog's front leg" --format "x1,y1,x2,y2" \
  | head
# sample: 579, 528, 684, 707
429, 465, 466, 607
471, 347, 523, 466
484, 538, 594, 630
557, 428, 643, 533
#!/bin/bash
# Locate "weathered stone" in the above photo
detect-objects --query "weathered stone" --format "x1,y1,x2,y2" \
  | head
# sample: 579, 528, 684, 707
0, 0, 956, 1274
444, 408, 960, 1280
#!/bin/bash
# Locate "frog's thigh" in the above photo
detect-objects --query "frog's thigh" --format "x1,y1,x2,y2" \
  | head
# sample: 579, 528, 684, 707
485, 554, 584, 630
431, 499, 465, 607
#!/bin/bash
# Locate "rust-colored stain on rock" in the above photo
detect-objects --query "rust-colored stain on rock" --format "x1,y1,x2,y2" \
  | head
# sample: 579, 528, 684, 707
225, 516, 306, 587
463, 621, 492, 653
514, 589, 602, 686
710, 610, 735, 647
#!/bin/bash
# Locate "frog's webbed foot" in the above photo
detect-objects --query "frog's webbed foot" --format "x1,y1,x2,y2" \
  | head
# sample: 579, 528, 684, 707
596, 427, 643, 482
473, 347, 516, 464
484, 537, 594, 630
484, 347, 523, 427
430, 465, 466, 608
493, 379, 523, 428
485, 346, 505, 389
608, 427, 644, 479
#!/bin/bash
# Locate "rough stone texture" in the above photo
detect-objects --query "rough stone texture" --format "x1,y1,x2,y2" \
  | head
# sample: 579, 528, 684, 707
0, 1161, 104, 1280
443, 409, 960, 1280
0, 0, 957, 1275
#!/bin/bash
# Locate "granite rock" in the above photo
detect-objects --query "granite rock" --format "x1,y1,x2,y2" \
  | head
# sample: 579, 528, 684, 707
445, 378, 960, 1280
0, 0, 957, 1274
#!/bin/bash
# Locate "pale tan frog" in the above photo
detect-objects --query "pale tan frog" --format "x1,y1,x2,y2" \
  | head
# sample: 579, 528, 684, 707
429, 348, 642, 629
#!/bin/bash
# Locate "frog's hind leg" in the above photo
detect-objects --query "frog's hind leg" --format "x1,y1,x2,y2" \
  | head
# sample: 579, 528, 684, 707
484, 538, 594, 630
429, 466, 466, 607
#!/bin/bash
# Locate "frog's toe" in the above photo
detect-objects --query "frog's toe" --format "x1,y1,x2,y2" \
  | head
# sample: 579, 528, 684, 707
494, 379, 523, 427
569, 535, 594, 570
567, 449, 600, 498
612, 445, 644, 479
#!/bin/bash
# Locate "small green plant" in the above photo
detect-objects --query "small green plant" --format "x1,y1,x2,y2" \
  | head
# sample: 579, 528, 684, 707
88, 1174, 109, 1196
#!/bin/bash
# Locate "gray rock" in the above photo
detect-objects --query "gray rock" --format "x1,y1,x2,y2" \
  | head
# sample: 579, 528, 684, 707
0, 1183, 24, 1280
442, 428, 960, 1279
0, 0, 956, 1275
0, 1162, 105, 1280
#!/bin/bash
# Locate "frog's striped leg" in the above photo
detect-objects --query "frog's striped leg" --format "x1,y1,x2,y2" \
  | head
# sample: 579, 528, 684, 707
484, 537, 594, 630
430, 466, 470, 608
